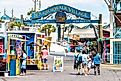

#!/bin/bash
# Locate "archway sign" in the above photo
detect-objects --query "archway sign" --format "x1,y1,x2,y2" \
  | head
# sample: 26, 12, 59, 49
24, 4, 99, 24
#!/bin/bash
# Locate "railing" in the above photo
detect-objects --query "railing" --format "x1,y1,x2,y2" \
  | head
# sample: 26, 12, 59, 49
102, 53, 121, 64
113, 54, 121, 64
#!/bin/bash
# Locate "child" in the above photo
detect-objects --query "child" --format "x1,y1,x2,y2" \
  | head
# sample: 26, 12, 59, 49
87, 55, 92, 75
74, 50, 82, 75
92, 49, 101, 75
82, 50, 88, 76
20, 50, 27, 75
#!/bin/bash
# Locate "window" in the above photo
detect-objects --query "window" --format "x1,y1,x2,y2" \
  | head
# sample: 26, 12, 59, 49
113, 41, 121, 64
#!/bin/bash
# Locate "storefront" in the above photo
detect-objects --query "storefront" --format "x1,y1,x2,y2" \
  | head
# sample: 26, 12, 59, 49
0, 36, 6, 74
7, 34, 27, 76
65, 28, 97, 52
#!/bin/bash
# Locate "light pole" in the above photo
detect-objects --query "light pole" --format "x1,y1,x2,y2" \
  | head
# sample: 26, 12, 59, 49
109, 0, 114, 64
32, 0, 37, 12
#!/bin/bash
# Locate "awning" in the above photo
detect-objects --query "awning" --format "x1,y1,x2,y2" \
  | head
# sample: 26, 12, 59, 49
27, 42, 42, 46
10, 37, 28, 41
65, 28, 96, 38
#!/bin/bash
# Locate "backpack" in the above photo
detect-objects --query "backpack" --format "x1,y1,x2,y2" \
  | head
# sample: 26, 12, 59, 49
82, 54, 88, 64
74, 54, 79, 69
75, 54, 79, 63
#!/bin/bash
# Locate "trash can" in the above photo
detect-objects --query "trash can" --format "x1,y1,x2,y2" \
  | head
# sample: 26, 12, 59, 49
10, 59, 16, 76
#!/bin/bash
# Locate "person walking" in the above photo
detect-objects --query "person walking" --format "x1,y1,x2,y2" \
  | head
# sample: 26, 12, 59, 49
74, 50, 82, 75
87, 54, 93, 75
91, 49, 101, 75
20, 50, 27, 75
82, 50, 88, 76
41, 46, 48, 70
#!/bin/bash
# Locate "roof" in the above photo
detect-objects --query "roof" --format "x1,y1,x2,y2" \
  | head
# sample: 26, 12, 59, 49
81, 24, 97, 29
65, 28, 96, 38
1, 14, 11, 20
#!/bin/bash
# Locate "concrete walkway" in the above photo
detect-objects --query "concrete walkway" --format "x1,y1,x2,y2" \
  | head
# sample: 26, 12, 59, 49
1, 55, 121, 81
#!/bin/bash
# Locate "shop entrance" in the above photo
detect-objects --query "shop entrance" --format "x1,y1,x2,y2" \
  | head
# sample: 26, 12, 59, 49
24, 4, 100, 42
24, 4, 103, 69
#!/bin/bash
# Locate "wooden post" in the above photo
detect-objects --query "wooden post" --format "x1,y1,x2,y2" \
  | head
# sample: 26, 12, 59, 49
62, 24, 65, 40
57, 23, 61, 41
98, 14, 103, 58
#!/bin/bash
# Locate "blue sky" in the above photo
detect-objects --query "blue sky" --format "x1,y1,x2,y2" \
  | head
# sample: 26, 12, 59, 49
0, 0, 109, 24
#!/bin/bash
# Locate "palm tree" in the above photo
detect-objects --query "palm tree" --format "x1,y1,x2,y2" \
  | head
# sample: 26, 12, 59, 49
41, 24, 56, 36
8, 21, 24, 30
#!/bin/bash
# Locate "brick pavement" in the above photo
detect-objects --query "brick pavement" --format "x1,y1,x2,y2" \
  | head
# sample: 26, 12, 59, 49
1, 55, 121, 81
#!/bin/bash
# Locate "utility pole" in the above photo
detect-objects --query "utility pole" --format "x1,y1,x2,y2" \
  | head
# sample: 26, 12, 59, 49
33, 0, 37, 12
11, 9, 14, 18
104, 0, 114, 64
4, 9, 6, 15
109, 0, 114, 64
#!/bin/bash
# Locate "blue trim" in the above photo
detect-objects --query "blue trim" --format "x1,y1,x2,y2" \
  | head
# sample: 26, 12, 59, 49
24, 19, 99, 24
31, 4, 91, 20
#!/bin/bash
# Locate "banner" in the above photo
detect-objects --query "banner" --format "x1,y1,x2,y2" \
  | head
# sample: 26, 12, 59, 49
53, 56, 63, 72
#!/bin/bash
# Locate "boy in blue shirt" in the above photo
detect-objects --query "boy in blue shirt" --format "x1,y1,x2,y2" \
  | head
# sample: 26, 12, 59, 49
91, 49, 101, 75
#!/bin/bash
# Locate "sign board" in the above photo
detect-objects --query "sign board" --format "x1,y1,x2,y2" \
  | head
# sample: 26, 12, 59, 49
28, 19, 99, 24
8, 34, 25, 39
55, 11, 67, 23
31, 4, 91, 19
53, 56, 63, 72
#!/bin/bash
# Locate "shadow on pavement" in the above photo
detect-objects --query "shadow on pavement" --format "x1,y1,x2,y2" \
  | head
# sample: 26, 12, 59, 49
69, 72, 95, 76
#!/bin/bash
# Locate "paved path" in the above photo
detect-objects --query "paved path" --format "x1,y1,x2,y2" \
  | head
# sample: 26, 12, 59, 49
1, 55, 121, 81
